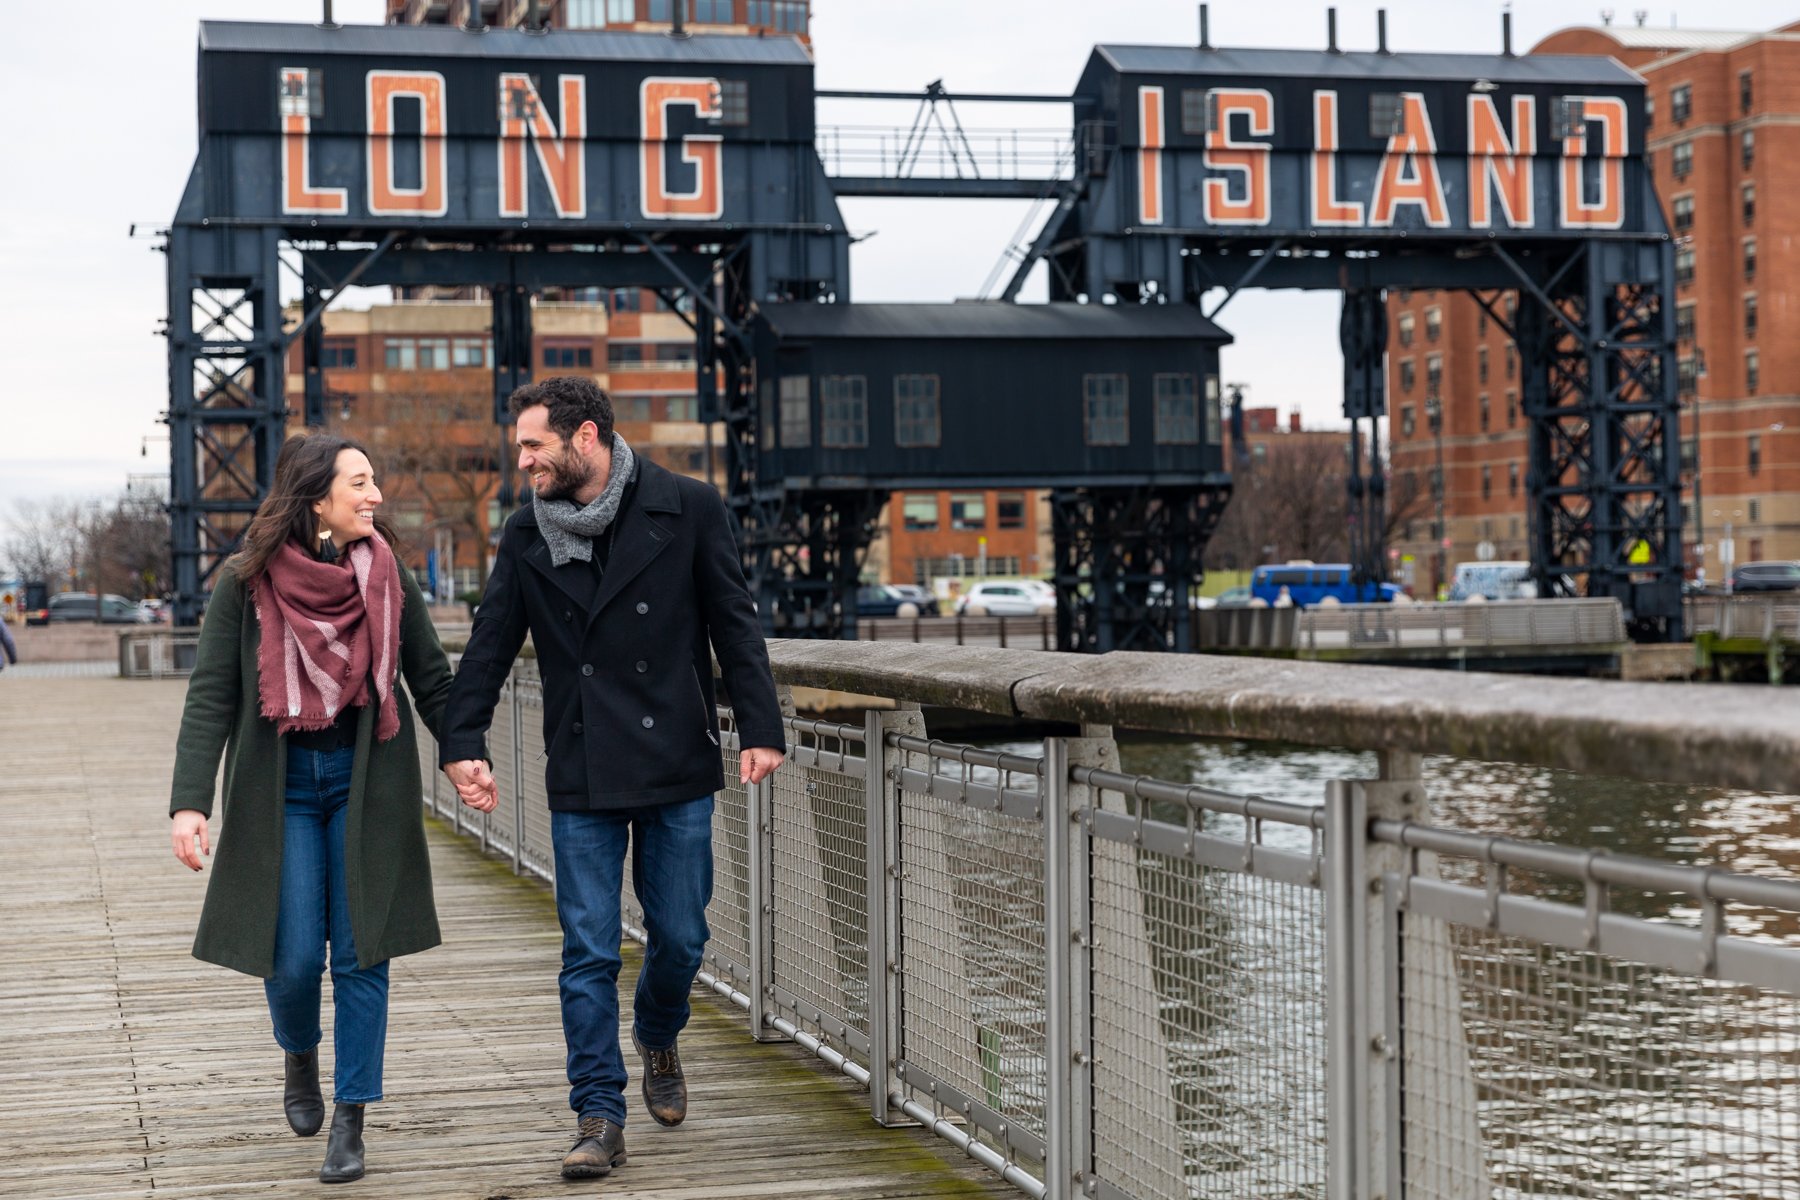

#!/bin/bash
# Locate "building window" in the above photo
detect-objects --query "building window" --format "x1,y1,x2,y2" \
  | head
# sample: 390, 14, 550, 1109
1750, 498, 1762, 523
608, 287, 642, 313
1680, 437, 1698, 472
1400, 405, 1415, 438
779, 375, 810, 447
1082, 374, 1130, 445
1479, 393, 1490, 432
1205, 375, 1223, 445
664, 395, 698, 422
716, 79, 749, 126
901, 494, 937, 532
747, 0, 806, 32
1504, 293, 1517, 323
605, 343, 642, 367
1746, 350, 1760, 395
894, 374, 941, 448
1478, 345, 1489, 384
1743, 129, 1755, 169
1748, 432, 1762, 474
693, 0, 733, 21
451, 337, 491, 368
1677, 356, 1698, 397
1745, 294, 1758, 340
1153, 373, 1199, 445
1506, 389, 1518, 427
1425, 306, 1442, 342
1397, 312, 1415, 347
1645, 93, 1655, 131
1399, 359, 1416, 393
1744, 238, 1757, 281
1670, 83, 1691, 123
1671, 140, 1692, 179
319, 339, 357, 369
819, 375, 867, 448
950, 493, 986, 530
384, 338, 416, 370
545, 342, 594, 368
1478, 309, 1488, 335
1676, 303, 1696, 344
615, 396, 652, 422
1742, 183, 1755, 226
1675, 245, 1696, 287
1672, 193, 1694, 231
1426, 354, 1443, 396
1508, 461, 1520, 496
1481, 465, 1491, 500
997, 493, 1026, 529
1740, 69, 1753, 115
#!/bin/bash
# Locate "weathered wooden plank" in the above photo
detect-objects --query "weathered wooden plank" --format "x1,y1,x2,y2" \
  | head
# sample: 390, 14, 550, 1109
0, 676, 1015, 1200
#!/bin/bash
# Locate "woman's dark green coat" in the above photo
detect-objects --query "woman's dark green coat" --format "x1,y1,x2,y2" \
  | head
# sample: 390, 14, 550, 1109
169, 560, 454, 978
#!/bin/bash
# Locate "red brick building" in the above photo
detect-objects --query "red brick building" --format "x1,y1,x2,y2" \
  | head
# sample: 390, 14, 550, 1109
1387, 19, 1800, 594
385, 0, 809, 40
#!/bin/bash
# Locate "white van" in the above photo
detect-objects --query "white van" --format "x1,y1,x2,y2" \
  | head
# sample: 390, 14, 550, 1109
1450, 561, 1535, 601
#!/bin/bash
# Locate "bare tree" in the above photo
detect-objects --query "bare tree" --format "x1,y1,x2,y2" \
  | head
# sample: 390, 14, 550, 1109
1208, 439, 1354, 571
3, 498, 91, 586
364, 391, 500, 592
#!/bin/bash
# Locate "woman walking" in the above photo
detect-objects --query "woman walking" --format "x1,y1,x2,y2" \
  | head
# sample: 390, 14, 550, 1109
168, 434, 455, 1184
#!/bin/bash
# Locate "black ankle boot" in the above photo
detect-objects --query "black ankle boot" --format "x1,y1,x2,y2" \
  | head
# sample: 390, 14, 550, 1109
283, 1049, 324, 1137
318, 1103, 366, 1184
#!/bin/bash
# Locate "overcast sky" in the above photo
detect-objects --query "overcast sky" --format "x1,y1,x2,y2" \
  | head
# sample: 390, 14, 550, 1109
3, 0, 1796, 528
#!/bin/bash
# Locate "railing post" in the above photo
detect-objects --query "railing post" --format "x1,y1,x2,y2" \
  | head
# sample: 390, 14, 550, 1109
746, 687, 786, 1042
1324, 776, 1369, 1200
864, 706, 924, 1127
509, 680, 525, 872
1041, 735, 1079, 1200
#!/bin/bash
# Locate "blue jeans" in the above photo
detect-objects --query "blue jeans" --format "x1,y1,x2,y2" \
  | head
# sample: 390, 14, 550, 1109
265, 744, 391, 1105
551, 797, 714, 1125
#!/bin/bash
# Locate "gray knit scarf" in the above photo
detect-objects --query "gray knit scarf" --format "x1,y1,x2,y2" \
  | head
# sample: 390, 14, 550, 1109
533, 435, 637, 567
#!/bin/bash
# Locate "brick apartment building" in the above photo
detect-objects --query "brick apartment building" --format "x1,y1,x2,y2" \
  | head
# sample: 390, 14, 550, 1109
1388, 18, 1800, 595
386, 0, 809, 39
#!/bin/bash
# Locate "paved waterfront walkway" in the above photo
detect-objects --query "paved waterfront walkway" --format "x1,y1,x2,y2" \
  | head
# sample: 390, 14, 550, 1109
0, 675, 1011, 1199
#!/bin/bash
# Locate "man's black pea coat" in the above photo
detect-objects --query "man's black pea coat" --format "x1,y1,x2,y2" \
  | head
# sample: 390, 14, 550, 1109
440, 458, 786, 809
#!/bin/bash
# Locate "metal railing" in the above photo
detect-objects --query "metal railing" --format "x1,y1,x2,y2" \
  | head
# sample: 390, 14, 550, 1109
118, 628, 201, 678
1294, 597, 1627, 650
859, 614, 1053, 649
421, 643, 1800, 1200
815, 123, 1074, 181
1688, 594, 1800, 640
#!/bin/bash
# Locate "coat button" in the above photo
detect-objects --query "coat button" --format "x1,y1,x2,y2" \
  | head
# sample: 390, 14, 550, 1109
581, 664, 594, 677
641, 715, 655, 729
563, 609, 572, 621
572, 722, 583, 734
635, 660, 648, 673
636, 601, 649, 614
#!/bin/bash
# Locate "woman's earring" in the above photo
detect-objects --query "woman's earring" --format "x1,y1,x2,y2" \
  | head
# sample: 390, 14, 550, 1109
316, 528, 339, 564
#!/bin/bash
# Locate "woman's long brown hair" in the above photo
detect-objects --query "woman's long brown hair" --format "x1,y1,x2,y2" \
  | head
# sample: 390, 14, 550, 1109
226, 434, 401, 582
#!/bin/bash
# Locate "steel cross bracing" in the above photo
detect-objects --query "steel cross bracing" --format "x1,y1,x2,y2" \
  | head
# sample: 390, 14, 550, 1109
1051, 486, 1230, 654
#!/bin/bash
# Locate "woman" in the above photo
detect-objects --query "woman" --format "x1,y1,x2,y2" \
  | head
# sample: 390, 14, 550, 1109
168, 434, 455, 1184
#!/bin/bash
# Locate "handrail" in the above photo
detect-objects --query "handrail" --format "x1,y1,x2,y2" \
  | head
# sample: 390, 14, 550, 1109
765, 639, 1800, 794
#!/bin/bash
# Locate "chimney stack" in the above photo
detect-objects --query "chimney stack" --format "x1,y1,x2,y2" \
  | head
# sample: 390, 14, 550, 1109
1290, 409, 1302, 433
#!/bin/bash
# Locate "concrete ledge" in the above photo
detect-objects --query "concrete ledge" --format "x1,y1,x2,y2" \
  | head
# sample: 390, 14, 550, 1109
766, 640, 1800, 795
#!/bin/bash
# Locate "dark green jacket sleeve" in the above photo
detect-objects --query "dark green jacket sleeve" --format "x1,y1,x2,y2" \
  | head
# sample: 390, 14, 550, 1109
397, 567, 455, 742
169, 570, 246, 818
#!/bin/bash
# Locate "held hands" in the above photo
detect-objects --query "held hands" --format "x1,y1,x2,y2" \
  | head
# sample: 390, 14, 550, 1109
171, 810, 211, 871
740, 747, 784, 786
445, 759, 499, 812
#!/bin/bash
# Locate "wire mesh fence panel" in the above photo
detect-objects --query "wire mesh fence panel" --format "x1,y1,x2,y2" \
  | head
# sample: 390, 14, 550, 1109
705, 711, 751, 986
897, 782, 1049, 1146
483, 679, 518, 858
1089, 835, 1328, 1200
769, 729, 873, 1054
514, 678, 554, 882
1400, 917, 1800, 1200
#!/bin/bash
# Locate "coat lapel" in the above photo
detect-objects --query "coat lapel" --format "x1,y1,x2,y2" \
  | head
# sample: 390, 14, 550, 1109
522, 536, 598, 611
588, 460, 683, 620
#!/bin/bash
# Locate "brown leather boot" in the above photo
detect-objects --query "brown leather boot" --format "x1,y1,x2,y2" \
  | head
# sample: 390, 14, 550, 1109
633, 1031, 688, 1127
560, 1117, 627, 1180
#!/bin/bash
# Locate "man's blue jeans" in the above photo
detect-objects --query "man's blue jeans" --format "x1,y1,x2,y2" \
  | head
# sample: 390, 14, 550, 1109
265, 744, 390, 1105
551, 797, 714, 1125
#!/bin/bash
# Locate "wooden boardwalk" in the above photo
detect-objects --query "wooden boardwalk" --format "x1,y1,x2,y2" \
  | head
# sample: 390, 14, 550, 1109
0, 674, 1014, 1200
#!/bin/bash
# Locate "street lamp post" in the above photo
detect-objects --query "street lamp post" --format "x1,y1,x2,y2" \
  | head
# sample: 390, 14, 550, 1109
1426, 391, 1447, 598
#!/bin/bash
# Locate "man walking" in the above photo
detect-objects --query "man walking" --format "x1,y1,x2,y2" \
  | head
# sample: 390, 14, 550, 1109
440, 376, 785, 1180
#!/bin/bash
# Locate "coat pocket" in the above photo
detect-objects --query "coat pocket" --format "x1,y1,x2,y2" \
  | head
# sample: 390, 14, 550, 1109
692, 664, 719, 747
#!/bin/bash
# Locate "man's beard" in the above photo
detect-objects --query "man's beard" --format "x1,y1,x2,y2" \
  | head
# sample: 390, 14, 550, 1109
535, 448, 599, 503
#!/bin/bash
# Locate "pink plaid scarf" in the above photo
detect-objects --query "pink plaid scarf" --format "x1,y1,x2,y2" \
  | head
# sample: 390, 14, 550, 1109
252, 534, 403, 743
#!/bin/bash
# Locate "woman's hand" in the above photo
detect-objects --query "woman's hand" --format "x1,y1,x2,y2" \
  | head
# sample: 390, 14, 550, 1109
171, 810, 211, 871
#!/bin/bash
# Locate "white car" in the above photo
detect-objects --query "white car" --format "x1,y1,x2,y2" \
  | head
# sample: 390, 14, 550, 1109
956, 581, 1054, 617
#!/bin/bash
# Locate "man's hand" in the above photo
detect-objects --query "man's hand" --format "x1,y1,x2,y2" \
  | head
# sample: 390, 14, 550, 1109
444, 760, 499, 812
740, 747, 784, 786
172, 810, 211, 872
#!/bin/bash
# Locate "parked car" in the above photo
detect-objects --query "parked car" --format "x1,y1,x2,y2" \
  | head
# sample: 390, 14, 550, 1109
42, 592, 152, 624
1449, 561, 1536, 602
1730, 561, 1800, 593
856, 585, 940, 618
956, 581, 1054, 617
1213, 585, 1252, 608
1250, 564, 1399, 608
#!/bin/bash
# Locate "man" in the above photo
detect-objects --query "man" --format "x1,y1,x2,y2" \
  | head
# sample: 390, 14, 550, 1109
440, 377, 785, 1180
